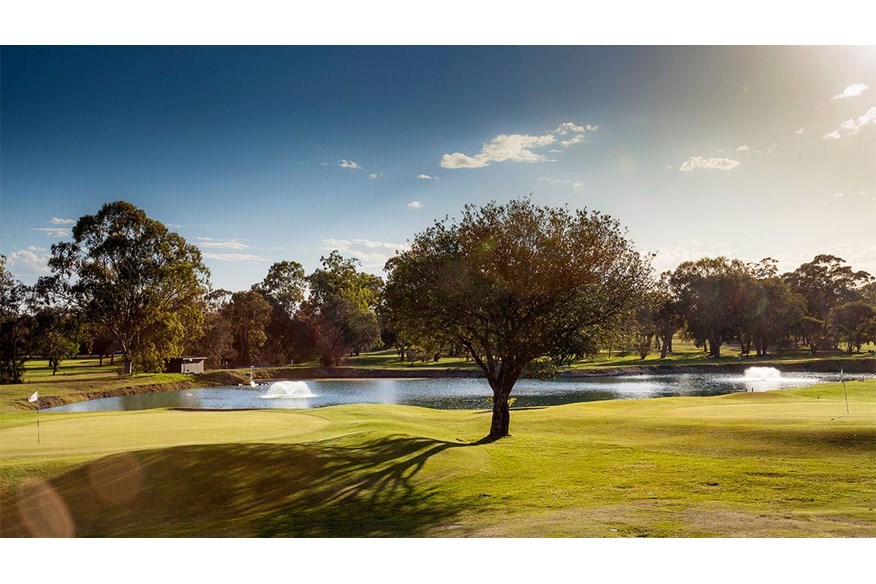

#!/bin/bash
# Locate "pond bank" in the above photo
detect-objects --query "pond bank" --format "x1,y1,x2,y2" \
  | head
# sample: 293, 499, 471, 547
16, 358, 875, 411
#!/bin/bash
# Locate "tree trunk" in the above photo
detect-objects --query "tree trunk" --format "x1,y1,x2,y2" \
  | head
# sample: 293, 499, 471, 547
710, 336, 721, 358
486, 365, 521, 440
99, 354, 104, 366
489, 392, 511, 439
123, 355, 133, 375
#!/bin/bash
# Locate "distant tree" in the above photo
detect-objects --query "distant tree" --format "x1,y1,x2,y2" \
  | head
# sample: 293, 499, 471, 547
860, 282, 876, 306
186, 289, 235, 369
832, 302, 876, 354
671, 257, 753, 358
29, 302, 80, 375
799, 316, 827, 354
40, 331, 79, 375
0, 257, 33, 384
83, 323, 118, 366
224, 290, 272, 367
253, 260, 306, 318
784, 255, 873, 350
382, 199, 651, 439
252, 261, 307, 365
633, 297, 657, 360
302, 252, 382, 366
41, 201, 210, 374
652, 272, 684, 359
747, 277, 806, 356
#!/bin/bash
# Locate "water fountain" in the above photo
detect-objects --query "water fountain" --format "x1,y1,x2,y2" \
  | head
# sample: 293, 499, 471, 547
742, 366, 782, 391
260, 381, 317, 399
743, 367, 782, 381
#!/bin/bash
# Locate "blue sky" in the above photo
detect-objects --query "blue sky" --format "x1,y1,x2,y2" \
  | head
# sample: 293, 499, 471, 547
2, 46, 874, 290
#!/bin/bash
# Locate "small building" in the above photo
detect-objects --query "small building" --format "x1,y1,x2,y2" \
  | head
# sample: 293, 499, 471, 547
165, 357, 207, 375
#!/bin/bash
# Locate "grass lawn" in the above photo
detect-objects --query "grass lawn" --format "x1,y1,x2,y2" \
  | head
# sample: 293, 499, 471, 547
292, 341, 876, 371
1, 379, 874, 537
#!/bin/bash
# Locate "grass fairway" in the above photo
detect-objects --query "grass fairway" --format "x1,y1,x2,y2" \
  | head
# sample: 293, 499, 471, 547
1, 380, 874, 537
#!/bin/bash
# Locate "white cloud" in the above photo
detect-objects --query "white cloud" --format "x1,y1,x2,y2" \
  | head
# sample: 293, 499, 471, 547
538, 177, 584, 191
832, 192, 845, 198
26, 246, 46, 252
49, 217, 75, 225
736, 145, 750, 151
322, 238, 410, 271
440, 121, 596, 169
555, 122, 597, 135
441, 133, 556, 169
679, 156, 741, 172
338, 160, 361, 169
32, 227, 70, 237
832, 83, 870, 100
407, 201, 424, 208
5, 249, 51, 277
196, 237, 249, 250
416, 174, 438, 180
795, 127, 805, 136
766, 143, 776, 154
823, 106, 876, 139
369, 172, 382, 180
201, 253, 265, 262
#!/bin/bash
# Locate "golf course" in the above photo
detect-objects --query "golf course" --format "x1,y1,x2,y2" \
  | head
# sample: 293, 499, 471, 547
2, 376, 874, 537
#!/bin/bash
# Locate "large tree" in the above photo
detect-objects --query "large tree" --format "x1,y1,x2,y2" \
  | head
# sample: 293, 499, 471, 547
301, 252, 383, 366
42, 201, 210, 374
252, 261, 307, 365
185, 288, 235, 369
0, 256, 33, 384
382, 199, 651, 439
784, 255, 873, 349
224, 290, 272, 367
670, 257, 754, 358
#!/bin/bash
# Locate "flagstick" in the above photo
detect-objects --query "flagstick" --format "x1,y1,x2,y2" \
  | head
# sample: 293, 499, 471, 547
841, 368, 849, 416
36, 403, 41, 444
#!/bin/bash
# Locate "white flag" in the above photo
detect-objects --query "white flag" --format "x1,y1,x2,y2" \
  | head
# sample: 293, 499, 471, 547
28, 391, 39, 403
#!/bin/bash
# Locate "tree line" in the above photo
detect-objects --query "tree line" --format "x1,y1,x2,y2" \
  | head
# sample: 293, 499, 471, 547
2, 200, 874, 400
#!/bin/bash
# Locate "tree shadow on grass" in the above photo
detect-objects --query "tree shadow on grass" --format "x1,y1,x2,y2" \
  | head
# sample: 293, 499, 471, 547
4, 435, 484, 537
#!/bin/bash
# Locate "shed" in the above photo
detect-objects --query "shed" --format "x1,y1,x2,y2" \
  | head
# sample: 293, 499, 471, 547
165, 357, 207, 375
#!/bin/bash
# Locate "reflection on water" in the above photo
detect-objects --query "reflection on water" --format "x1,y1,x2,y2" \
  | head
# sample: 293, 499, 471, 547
44, 370, 871, 413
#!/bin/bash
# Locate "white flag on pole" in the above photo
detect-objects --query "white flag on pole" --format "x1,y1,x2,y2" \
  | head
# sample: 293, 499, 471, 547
28, 391, 39, 403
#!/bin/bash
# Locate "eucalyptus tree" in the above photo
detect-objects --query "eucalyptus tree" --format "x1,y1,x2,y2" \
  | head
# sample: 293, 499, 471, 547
382, 199, 651, 439
832, 302, 876, 354
301, 252, 383, 366
224, 290, 272, 367
784, 255, 873, 349
252, 260, 307, 365
670, 257, 754, 358
0, 256, 33, 383
41, 201, 210, 374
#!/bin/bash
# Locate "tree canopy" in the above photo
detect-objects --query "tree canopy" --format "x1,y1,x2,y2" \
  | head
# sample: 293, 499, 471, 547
301, 251, 383, 366
41, 201, 210, 374
383, 199, 651, 439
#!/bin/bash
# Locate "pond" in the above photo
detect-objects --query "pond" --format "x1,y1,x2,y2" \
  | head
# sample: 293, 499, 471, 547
44, 367, 872, 412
